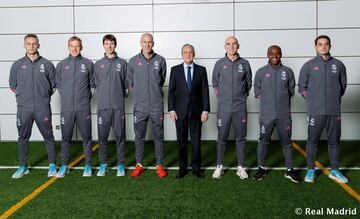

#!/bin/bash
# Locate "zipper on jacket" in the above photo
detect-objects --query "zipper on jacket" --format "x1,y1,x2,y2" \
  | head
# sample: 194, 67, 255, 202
32, 63, 35, 112
73, 59, 76, 111
231, 61, 234, 111
274, 67, 278, 118
147, 59, 151, 107
109, 59, 112, 109
324, 62, 327, 115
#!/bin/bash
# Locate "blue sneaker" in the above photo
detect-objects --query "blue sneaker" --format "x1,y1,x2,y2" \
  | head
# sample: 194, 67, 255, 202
329, 169, 348, 184
96, 164, 107, 177
12, 165, 29, 179
56, 165, 69, 178
117, 164, 125, 177
304, 169, 315, 183
48, 163, 57, 177
83, 165, 92, 177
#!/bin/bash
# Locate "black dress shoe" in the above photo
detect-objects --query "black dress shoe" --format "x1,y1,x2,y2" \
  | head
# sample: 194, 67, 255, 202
175, 172, 186, 179
193, 170, 205, 178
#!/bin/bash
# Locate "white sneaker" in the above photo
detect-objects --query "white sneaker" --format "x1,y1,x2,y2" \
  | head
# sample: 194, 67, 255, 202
212, 165, 224, 179
236, 166, 248, 180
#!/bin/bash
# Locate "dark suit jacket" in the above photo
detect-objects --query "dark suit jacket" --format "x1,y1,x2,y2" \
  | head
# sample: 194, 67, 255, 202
168, 63, 210, 120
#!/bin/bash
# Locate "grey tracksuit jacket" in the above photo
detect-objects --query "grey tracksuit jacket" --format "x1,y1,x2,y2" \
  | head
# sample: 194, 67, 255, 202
94, 54, 128, 110
9, 55, 56, 112
56, 55, 95, 111
212, 54, 252, 112
298, 55, 347, 116
127, 52, 166, 112
254, 63, 295, 120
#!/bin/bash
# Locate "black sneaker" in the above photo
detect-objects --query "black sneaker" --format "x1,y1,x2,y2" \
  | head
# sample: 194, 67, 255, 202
253, 167, 266, 180
285, 168, 301, 183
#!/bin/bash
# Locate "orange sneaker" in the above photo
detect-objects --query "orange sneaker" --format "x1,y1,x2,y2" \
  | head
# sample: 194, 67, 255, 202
130, 164, 144, 177
156, 165, 168, 178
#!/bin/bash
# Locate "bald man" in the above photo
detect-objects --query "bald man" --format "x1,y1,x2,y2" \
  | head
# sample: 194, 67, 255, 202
212, 36, 252, 179
127, 33, 167, 178
253, 45, 300, 183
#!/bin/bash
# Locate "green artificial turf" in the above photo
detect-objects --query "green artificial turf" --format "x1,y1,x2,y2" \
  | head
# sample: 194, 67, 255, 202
0, 141, 359, 218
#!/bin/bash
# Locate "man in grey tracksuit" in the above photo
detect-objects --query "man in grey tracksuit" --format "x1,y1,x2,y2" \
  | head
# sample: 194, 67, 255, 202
298, 35, 348, 184
94, 34, 128, 177
212, 36, 252, 179
253, 45, 300, 183
55, 36, 95, 178
127, 33, 168, 178
9, 34, 57, 179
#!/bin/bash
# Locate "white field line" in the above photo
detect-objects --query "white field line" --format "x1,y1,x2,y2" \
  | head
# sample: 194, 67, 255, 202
0, 166, 359, 170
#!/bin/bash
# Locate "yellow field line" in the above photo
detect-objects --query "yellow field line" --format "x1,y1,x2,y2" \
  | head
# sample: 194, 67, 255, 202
292, 142, 360, 202
0, 144, 99, 219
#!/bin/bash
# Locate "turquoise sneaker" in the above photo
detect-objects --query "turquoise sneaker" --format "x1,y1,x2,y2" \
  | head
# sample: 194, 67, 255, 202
329, 169, 348, 184
117, 164, 125, 177
12, 165, 29, 179
96, 164, 108, 177
48, 163, 57, 177
83, 165, 92, 177
304, 169, 315, 183
56, 165, 69, 178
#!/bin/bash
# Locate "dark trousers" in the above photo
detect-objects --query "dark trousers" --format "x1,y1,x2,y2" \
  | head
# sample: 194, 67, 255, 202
175, 111, 202, 175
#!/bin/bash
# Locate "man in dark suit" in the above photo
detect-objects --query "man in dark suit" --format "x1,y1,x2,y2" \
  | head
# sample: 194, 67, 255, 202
168, 44, 210, 179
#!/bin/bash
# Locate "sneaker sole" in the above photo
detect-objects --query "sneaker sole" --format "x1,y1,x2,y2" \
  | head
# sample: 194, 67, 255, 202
328, 174, 347, 184
284, 174, 300, 183
212, 171, 224, 179
12, 169, 30, 179
236, 172, 248, 180
130, 170, 144, 178
304, 178, 315, 183
117, 172, 125, 177
48, 172, 57, 177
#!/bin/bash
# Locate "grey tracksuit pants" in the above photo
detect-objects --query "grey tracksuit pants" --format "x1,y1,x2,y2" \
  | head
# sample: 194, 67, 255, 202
257, 118, 293, 169
306, 115, 341, 170
216, 110, 247, 166
16, 110, 56, 166
133, 110, 164, 165
97, 110, 126, 165
60, 110, 92, 165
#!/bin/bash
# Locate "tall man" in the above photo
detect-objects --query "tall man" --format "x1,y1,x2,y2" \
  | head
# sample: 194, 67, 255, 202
56, 36, 94, 178
168, 44, 210, 179
253, 45, 300, 182
127, 33, 167, 178
298, 35, 348, 184
212, 36, 252, 179
9, 34, 57, 178
94, 34, 127, 177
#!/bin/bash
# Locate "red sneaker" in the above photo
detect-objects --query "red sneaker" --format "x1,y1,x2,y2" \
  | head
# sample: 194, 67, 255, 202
156, 165, 167, 178
130, 164, 144, 177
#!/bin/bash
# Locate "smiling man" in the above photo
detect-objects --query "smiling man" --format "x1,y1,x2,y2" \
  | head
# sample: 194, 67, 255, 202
298, 35, 348, 184
253, 45, 300, 183
56, 36, 95, 178
168, 44, 210, 179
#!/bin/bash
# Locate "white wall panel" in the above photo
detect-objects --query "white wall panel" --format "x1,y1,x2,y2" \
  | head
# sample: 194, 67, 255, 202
0, 1, 72, 7
341, 57, 360, 84
74, 5, 152, 33
155, 31, 233, 59
235, 1, 316, 30
0, 34, 73, 61
0, 7, 73, 34
0, 62, 12, 87
75, 0, 152, 5
318, 0, 360, 28
154, 3, 233, 31
154, 0, 231, 3
0, 89, 17, 114
236, 30, 316, 58
318, 29, 360, 56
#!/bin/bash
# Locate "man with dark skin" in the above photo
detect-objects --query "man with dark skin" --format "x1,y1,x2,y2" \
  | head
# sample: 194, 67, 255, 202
253, 45, 300, 182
